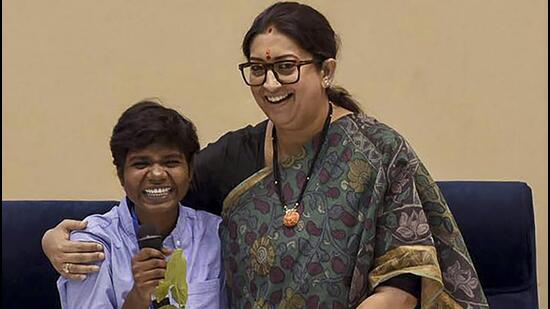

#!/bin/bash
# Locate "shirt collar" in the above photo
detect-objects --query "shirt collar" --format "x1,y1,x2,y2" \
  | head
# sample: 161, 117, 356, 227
124, 197, 187, 249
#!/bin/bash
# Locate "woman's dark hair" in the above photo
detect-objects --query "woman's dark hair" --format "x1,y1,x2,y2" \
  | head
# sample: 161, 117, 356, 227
242, 1, 362, 113
110, 100, 200, 180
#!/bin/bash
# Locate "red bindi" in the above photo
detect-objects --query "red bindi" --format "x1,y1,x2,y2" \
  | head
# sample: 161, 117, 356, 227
265, 48, 271, 60
268, 27, 273, 33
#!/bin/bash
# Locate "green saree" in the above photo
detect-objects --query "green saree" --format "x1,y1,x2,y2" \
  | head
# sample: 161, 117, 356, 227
220, 113, 488, 308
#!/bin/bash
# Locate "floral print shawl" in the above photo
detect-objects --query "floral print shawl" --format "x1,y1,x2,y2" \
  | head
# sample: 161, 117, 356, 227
220, 113, 489, 308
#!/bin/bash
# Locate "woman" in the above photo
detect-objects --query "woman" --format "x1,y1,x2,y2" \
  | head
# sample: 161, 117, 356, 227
43, 2, 488, 308
57, 101, 225, 308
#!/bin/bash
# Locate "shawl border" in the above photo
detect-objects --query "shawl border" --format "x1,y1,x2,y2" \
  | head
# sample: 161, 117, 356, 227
368, 245, 464, 308
222, 166, 272, 217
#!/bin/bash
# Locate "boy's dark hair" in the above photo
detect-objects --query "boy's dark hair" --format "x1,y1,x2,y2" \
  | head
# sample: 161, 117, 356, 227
242, 1, 362, 113
110, 100, 200, 180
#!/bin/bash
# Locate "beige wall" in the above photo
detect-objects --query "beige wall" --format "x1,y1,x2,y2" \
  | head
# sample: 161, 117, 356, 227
3, 0, 547, 306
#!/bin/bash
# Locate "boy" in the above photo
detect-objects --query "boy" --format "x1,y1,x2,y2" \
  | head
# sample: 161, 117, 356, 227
57, 101, 225, 308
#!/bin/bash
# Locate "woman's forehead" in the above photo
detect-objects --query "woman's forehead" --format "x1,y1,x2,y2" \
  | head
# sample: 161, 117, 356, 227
249, 29, 310, 60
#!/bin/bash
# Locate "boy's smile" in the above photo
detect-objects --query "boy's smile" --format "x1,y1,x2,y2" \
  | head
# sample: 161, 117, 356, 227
122, 144, 190, 217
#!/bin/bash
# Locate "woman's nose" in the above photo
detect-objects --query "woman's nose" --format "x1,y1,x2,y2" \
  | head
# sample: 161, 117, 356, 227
263, 70, 282, 91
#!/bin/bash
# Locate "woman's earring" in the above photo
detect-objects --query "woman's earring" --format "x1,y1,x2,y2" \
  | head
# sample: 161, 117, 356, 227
322, 78, 331, 88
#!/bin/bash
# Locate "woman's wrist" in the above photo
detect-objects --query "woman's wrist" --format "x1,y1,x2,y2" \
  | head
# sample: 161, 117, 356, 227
357, 286, 417, 309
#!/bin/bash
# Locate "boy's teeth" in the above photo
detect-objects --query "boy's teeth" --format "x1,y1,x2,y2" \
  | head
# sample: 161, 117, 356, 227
144, 187, 171, 197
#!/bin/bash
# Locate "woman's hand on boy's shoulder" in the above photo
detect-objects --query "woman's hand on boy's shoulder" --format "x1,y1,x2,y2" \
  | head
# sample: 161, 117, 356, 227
42, 219, 104, 280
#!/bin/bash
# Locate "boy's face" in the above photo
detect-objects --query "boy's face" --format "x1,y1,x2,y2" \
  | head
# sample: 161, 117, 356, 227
121, 143, 190, 213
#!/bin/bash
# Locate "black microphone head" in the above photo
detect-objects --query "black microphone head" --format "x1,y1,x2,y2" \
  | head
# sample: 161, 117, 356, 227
137, 224, 163, 250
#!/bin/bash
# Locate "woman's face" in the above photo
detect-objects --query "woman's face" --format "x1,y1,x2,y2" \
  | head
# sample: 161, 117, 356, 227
121, 143, 190, 215
248, 28, 327, 131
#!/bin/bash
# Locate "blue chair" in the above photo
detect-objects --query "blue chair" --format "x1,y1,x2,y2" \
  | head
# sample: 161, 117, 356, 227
1, 182, 539, 308
438, 181, 539, 308
2, 200, 117, 309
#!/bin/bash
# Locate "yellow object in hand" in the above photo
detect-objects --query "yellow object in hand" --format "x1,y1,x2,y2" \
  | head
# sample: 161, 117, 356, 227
155, 248, 188, 308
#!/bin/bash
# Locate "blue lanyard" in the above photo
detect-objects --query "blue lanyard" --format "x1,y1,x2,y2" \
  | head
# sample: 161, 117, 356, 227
127, 198, 161, 309
127, 198, 141, 237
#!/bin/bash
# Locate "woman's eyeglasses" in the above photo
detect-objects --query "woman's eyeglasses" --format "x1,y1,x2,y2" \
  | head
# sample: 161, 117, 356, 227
238, 60, 317, 86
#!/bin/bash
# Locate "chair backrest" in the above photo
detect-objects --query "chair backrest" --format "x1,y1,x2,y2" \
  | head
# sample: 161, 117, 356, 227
2, 200, 117, 309
1, 181, 539, 308
438, 181, 539, 309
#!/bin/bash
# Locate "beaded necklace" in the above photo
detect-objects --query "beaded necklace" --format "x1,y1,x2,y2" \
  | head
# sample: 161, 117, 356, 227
272, 103, 333, 227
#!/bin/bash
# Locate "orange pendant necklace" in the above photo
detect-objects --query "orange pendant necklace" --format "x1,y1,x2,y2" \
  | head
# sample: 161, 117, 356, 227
272, 103, 333, 228
283, 209, 300, 227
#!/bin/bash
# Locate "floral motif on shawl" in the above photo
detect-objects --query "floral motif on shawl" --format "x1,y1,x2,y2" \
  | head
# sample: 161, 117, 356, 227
221, 113, 488, 308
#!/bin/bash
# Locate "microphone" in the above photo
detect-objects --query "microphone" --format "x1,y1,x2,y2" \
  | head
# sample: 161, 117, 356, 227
137, 224, 163, 250
136, 224, 165, 309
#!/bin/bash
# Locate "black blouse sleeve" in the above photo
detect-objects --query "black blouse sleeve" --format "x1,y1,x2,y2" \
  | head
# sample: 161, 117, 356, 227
183, 121, 267, 215
379, 273, 421, 305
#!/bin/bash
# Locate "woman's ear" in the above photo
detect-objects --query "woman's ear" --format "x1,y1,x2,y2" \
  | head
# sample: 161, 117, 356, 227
321, 58, 337, 88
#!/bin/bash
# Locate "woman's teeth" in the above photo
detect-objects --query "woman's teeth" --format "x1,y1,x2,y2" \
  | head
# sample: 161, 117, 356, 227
266, 93, 292, 104
143, 187, 171, 198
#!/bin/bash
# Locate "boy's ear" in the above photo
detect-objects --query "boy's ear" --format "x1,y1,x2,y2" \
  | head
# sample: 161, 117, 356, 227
117, 171, 125, 187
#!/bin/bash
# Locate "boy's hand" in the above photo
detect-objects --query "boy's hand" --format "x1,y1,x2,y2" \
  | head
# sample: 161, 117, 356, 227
130, 248, 167, 302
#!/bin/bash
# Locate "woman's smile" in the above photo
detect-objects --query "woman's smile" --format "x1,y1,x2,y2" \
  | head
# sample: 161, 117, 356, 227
264, 92, 293, 104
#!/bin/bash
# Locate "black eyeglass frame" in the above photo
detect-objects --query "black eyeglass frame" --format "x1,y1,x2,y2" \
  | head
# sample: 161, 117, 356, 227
238, 59, 318, 86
